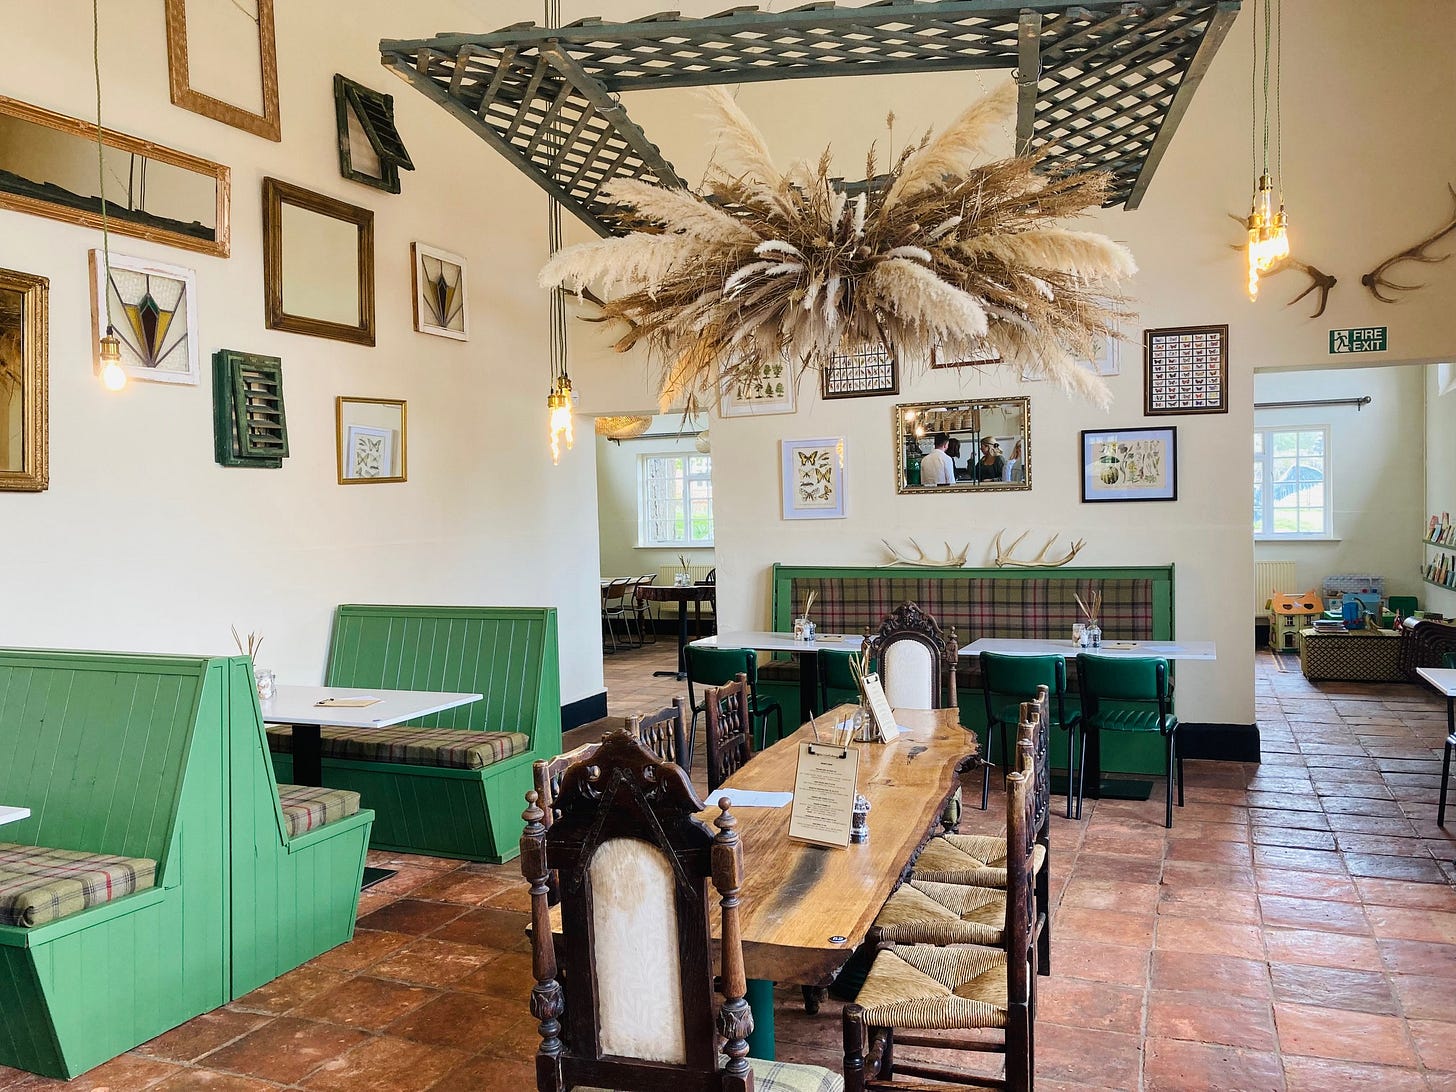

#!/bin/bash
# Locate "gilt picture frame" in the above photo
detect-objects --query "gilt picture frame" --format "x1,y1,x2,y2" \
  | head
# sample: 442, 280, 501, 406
781, 437, 846, 520
164, 0, 281, 141
410, 242, 468, 340
0, 268, 49, 492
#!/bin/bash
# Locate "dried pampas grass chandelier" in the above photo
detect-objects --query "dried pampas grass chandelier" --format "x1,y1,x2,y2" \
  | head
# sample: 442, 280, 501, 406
540, 80, 1137, 411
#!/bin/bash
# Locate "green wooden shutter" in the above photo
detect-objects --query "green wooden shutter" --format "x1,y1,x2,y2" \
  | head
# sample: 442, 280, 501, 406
213, 350, 287, 468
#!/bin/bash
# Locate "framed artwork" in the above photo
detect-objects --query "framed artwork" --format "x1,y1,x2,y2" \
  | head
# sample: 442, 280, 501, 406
89, 250, 199, 385
1081, 427, 1177, 503
1084, 332, 1121, 377
822, 345, 898, 398
164, 0, 281, 141
263, 178, 376, 345
1144, 323, 1228, 415
336, 397, 406, 483
931, 343, 1002, 369
335, 75, 414, 193
720, 357, 796, 417
411, 243, 468, 340
0, 267, 48, 492
781, 437, 846, 520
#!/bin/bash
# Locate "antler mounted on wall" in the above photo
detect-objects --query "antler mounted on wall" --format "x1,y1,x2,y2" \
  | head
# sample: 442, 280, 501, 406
1362, 184, 1456, 303
1226, 214, 1338, 318
992, 529, 1087, 568
881, 539, 970, 568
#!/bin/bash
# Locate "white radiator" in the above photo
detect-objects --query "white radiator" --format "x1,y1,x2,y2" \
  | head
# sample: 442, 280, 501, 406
1255, 560, 1297, 616
652, 563, 715, 586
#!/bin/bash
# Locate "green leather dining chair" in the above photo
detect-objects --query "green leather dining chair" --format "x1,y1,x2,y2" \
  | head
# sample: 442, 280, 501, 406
685, 645, 784, 759
1075, 654, 1181, 827
979, 651, 1070, 814
817, 648, 864, 714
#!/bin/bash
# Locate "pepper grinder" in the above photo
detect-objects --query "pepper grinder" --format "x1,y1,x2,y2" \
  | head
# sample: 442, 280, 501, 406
850, 793, 871, 843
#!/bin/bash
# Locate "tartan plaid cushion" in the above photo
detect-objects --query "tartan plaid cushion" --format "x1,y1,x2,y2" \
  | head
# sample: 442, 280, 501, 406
277, 784, 361, 837
792, 576, 1154, 642
0, 843, 157, 928
266, 725, 531, 770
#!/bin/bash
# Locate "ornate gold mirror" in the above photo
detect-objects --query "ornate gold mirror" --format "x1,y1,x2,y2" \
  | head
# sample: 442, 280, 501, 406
336, 397, 406, 484
895, 397, 1030, 494
0, 95, 231, 258
264, 178, 375, 345
0, 269, 49, 492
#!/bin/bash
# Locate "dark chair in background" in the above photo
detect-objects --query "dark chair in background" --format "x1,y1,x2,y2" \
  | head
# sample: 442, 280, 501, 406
704, 673, 756, 793
979, 652, 1069, 813
687, 645, 784, 757
630, 697, 690, 774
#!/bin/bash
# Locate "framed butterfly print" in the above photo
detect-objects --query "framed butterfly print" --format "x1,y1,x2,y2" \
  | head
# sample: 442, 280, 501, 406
781, 437, 846, 520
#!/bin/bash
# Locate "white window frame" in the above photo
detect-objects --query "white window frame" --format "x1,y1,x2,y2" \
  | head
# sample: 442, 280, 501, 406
637, 452, 715, 548
1253, 424, 1333, 541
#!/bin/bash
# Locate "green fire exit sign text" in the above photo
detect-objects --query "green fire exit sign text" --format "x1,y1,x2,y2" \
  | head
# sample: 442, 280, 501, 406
1329, 327, 1388, 354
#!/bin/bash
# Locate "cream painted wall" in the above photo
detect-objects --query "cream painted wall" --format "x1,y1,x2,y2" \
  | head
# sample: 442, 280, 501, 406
1254, 365, 1425, 599
571, 0, 1456, 726
0, 0, 606, 706
1425, 365, 1456, 617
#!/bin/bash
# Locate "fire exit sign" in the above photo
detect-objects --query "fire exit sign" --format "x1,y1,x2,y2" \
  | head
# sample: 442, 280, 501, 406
1329, 327, 1388, 354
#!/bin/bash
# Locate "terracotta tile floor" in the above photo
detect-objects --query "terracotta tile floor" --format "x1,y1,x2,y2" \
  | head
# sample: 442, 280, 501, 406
4, 645, 1454, 1090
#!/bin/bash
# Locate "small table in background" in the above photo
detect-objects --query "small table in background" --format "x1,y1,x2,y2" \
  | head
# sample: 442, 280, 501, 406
0, 806, 31, 827
261, 685, 483, 887
638, 583, 716, 680
691, 630, 866, 721
1416, 667, 1456, 827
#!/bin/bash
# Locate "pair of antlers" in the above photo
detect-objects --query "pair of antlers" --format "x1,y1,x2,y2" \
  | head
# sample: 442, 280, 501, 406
992, 529, 1087, 569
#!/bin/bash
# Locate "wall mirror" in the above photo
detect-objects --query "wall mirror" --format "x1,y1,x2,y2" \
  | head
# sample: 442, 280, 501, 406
0, 269, 49, 492
0, 95, 231, 258
263, 178, 375, 345
895, 397, 1031, 494
337, 397, 406, 484
165, 0, 280, 141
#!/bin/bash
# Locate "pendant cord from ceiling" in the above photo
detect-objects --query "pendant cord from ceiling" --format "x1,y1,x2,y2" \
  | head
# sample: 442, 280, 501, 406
92, 0, 114, 330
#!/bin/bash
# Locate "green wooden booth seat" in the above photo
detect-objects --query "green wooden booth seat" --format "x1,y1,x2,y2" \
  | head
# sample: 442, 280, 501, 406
758, 565, 1176, 779
270, 605, 563, 865
0, 650, 374, 1080
0, 845, 157, 928
277, 785, 362, 838
265, 725, 532, 770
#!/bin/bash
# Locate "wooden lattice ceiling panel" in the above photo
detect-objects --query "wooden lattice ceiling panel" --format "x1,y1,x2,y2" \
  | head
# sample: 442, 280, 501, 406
380, 0, 1239, 237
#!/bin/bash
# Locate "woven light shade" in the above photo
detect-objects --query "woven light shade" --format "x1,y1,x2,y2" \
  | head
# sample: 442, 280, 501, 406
594, 415, 653, 440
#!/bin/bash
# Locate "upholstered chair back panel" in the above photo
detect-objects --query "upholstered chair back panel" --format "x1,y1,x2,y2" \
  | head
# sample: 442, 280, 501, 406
884, 640, 937, 709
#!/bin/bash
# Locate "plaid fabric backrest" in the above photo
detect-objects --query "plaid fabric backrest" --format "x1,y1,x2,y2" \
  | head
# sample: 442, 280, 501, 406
791, 576, 1154, 642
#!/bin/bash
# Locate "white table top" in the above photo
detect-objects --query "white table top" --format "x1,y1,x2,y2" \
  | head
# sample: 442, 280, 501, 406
693, 630, 866, 654
1416, 667, 1456, 698
0, 806, 30, 826
261, 686, 483, 728
697, 631, 1216, 661
966, 638, 1217, 661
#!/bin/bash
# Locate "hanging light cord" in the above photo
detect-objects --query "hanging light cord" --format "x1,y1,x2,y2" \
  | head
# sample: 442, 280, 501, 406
1274, 0, 1283, 203
545, 0, 566, 388
93, 0, 114, 334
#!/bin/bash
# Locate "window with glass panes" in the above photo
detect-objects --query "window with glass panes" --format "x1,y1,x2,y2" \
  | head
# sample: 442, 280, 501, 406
1253, 426, 1330, 538
639, 454, 714, 547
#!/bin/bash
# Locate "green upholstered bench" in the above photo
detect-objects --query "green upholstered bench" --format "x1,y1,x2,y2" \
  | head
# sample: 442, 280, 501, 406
268, 605, 562, 864
266, 725, 531, 770
759, 565, 1176, 777
0, 845, 157, 927
0, 650, 375, 1079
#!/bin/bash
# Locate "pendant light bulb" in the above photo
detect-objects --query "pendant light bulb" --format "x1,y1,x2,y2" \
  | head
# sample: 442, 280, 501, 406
547, 373, 575, 464
99, 325, 126, 391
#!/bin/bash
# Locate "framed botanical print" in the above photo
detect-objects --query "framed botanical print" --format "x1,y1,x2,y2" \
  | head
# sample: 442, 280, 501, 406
411, 242, 468, 340
720, 357, 796, 417
1081, 427, 1177, 503
89, 251, 199, 385
781, 437, 846, 520
1144, 324, 1227, 415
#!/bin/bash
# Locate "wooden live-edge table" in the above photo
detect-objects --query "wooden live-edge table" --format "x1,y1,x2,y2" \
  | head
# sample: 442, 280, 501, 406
709, 705, 974, 1059
261, 685, 483, 887
1416, 667, 1456, 828
962, 637, 1217, 802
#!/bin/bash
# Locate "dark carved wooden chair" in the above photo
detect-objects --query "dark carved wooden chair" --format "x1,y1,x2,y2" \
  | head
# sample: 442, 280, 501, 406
705, 673, 756, 793
843, 713, 1042, 1092
521, 730, 842, 1092
630, 697, 690, 774
865, 602, 959, 711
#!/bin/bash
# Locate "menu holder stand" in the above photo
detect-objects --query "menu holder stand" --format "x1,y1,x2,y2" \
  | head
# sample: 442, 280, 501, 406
859, 673, 901, 743
789, 731, 861, 848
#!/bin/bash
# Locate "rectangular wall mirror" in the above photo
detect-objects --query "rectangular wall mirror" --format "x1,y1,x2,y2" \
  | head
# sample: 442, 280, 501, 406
0, 268, 49, 492
896, 397, 1031, 493
165, 0, 281, 141
0, 95, 230, 258
337, 397, 406, 483
264, 178, 375, 345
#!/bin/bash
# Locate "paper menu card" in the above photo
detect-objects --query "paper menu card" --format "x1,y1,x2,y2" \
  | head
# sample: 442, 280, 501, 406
314, 697, 381, 708
859, 673, 901, 743
787, 742, 861, 848
713, 788, 793, 809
